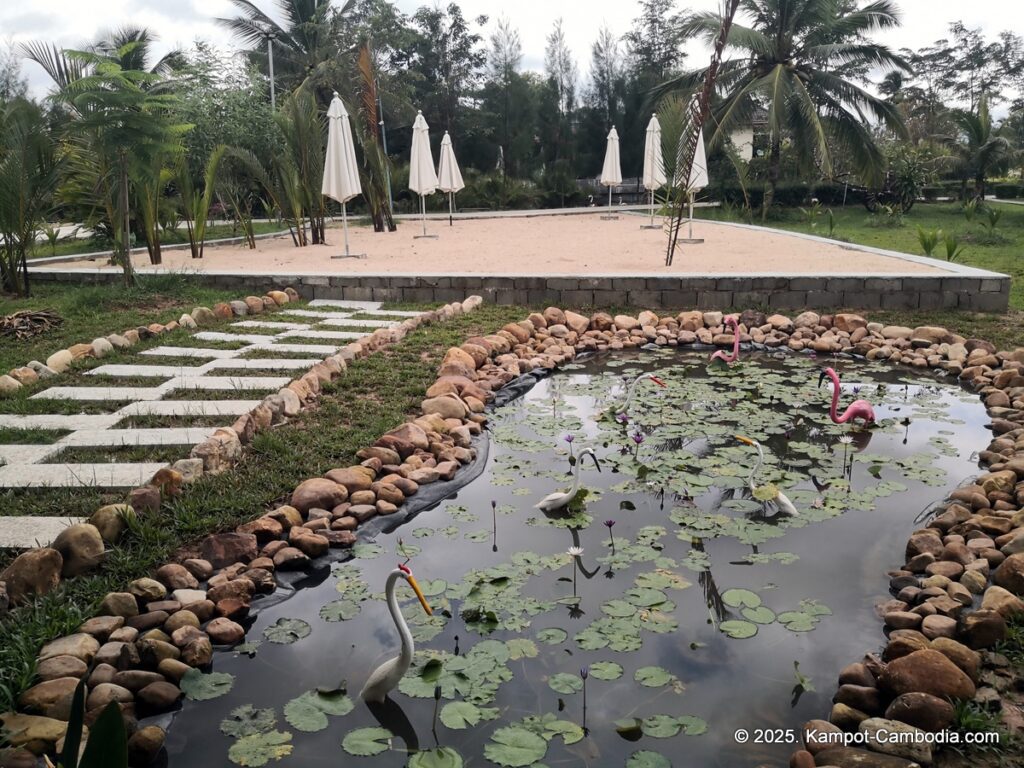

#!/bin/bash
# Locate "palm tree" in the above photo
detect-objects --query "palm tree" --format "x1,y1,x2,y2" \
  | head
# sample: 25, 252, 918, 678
0, 98, 61, 295
217, 0, 355, 93
660, 0, 909, 217
938, 95, 1012, 201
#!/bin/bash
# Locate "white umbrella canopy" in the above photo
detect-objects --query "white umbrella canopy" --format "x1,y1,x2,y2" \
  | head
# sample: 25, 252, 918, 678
437, 131, 464, 227
641, 114, 667, 228
686, 124, 710, 192
322, 91, 363, 258
600, 126, 622, 218
600, 126, 622, 187
642, 114, 666, 191
409, 110, 438, 237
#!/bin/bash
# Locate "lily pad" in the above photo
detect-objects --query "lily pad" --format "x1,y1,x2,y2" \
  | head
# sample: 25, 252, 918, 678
342, 726, 393, 757
227, 731, 293, 767
220, 705, 277, 738
483, 726, 547, 767
627, 750, 672, 768
263, 618, 311, 645
641, 715, 682, 738
181, 669, 234, 701
320, 599, 360, 622
536, 627, 568, 645
548, 672, 583, 694
741, 606, 777, 625
634, 666, 674, 688
408, 747, 464, 768
589, 661, 623, 680
721, 588, 761, 609
284, 689, 353, 732
506, 638, 538, 660
439, 701, 498, 730
720, 620, 758, 639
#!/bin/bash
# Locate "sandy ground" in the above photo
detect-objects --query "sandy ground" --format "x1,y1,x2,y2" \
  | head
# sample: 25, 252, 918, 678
61, 213, 948, 275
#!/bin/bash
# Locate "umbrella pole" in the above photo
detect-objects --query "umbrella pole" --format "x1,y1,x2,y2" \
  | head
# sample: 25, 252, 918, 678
679, 190, 704, 245
601, 185, 619, 221
414, 193, 438, 240
640, 188, 660, 229
330, 201, 366, 259
449, 192, 453, 227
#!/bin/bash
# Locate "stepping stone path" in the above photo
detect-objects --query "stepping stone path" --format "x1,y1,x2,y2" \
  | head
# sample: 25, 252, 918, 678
0, 299, 409, 547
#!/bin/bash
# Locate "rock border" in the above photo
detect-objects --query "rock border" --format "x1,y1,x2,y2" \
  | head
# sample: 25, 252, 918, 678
3, 304, 1023, 768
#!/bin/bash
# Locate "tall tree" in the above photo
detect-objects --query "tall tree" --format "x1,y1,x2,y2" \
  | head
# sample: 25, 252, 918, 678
542, 18, 578, 162
662, 0, 909, 217
408, 3, 487, 133
624, 0, 686, 84
938, 95, 1012, 200
0, 42, 28, 103
487, 16, 523, 176
588, 25, 623, 129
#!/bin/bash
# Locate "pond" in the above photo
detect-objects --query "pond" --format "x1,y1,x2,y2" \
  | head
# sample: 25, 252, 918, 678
163, 349, 989, 768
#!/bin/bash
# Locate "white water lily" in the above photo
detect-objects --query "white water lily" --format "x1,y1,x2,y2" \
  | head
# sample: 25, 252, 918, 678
567, 546, 584, 557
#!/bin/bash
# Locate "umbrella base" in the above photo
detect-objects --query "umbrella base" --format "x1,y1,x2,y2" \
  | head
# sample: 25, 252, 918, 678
640, 224, 661, 230
677, 238, 705, 244
331, 253, 367, 259
600, 215, 620, 220
413, 234, 439, 239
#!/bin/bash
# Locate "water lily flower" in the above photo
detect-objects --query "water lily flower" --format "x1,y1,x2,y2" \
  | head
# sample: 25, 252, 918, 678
615, 412, 629, 424
604, 519, 615, 529
580, 666, 589, 680
565, 433, 575, 443
567, 545, 584, 557
604, 519, 617, 551
838, 435, 854, 445
631, 432, 645, 445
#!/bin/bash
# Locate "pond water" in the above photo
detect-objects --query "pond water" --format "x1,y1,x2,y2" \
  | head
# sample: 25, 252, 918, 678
163, 349, 989, 768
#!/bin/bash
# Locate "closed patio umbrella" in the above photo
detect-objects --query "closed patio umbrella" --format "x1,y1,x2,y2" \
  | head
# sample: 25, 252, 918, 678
437, 131, 464, 227
600, 126, 622, 220
409, 110, 438, 239
680, 107, 710, 244
642, 113, 666, 229
322, 91, 364, 258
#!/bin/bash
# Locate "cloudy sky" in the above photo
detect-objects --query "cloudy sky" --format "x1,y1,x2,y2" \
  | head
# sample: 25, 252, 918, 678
3, 0, 1021, 95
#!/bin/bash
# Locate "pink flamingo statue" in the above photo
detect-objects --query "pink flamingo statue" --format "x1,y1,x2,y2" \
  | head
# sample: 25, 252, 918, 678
818, 367, 875, 425
710, 316, 740, 364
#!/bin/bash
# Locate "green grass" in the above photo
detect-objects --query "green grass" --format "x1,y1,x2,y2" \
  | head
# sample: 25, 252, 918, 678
0, 274, 258, 373
0, 302, 528, 712
112, 415, 232, 429
695, 200, 1024, 310
28, 221, 288, 260
45, 445, 184, 464
0, 427, 70, 444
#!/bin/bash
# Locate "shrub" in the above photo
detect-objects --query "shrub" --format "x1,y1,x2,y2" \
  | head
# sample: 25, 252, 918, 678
921, 185, 943, 201
993, 183, 1020, 199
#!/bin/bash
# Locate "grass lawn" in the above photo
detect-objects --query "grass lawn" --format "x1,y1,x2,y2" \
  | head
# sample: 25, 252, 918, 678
27, 221, 288, 260
0, 274, 256, 373
0, 302, 528, 712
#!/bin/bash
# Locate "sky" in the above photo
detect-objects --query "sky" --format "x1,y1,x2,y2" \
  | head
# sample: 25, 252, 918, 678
3, 0, 1023, 96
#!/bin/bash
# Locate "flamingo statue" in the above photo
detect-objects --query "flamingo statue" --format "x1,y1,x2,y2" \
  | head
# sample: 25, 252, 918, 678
818, 367, 875, 425
535, 448, 602, 512
710, 317, 740, 364
735, 436, 799, 516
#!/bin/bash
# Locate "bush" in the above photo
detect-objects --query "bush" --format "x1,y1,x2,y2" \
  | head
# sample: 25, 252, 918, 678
993, 183, 1021, 199
811, 181, 867, 207
772, 182, 811, 207
921, 185, 943, 201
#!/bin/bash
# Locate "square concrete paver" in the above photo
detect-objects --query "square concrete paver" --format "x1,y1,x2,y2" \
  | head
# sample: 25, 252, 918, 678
57, 427, 219, 447
308, 299, 382, 310
31, 386, 168, 402
319, 318, 398, 329
0, 462, 169, 488
249, 342, 340, 355
116, 400, 261, 417
142, 346, 244, 359
207, 358, 320, 371
166, 376, 292, 391
194, 332, 274, 345
0, 414, 123, 430
0, 516, 88, 548
280, 330, 366, 341
87, 364, 205, 378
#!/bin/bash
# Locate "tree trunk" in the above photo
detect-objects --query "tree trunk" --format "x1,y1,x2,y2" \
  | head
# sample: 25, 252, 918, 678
119, 152, 136, 288
975, 174, 985, 201
762, 137, 782, 221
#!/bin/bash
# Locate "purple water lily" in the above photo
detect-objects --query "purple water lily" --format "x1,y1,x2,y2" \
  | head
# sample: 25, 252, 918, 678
564, 433, 575, 458
615, 412, 629, 424
604, 519, 616, 550
580, 666, 589, 680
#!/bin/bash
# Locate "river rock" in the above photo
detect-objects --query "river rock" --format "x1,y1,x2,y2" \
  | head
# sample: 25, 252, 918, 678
128, 578, 166, 602
206, 617, 245, 645
879, 649, 975, 700
39, 633, 99, 663
830, 702, 870, 730
199, 532, 257, 568
981, 585, 1024, 617
0, 548, 62, 604
291, 478, 348, 513
36, 655, 88, 682
89, 504, 132, 543
802, 719, 842, 754
959, 608, 1006, 648
137, 681, 181, 712
814, 746, 923, 767
884, 692, 955, 732
18, 677, 79, 718
127, 725, 166, 766
0, 712, 69, 752
993, 552, 1024, 594
859, 717, 932, 765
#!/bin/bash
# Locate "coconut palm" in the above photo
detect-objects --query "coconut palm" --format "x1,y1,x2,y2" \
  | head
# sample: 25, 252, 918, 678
217, 0, 356, 92
659, 0, 909, 217
938, 95, 1013, 201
